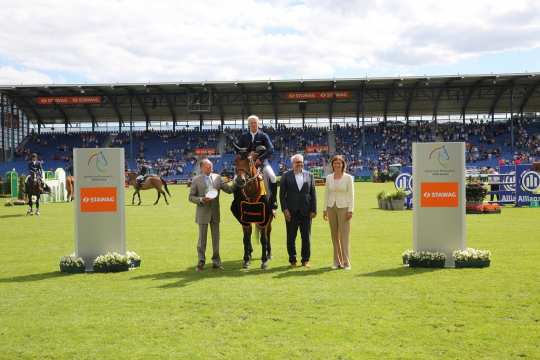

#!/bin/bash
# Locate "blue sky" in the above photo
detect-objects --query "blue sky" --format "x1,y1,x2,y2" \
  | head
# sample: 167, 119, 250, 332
0, 0, 539, 85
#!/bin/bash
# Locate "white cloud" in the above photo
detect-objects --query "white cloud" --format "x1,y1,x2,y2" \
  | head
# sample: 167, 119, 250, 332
0, 0, 538, 84
0, 66, 52, 84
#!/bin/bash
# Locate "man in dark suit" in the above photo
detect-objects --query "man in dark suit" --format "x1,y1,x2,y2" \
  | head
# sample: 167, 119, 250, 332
236, 115, 278, 210
279, 153, 317, 267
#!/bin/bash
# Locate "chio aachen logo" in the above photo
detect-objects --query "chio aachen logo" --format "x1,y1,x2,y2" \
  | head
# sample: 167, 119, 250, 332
520, 170, 540, 193
395, 173, 413, 194
429, 145, 450, 168
88, 151, 109, 174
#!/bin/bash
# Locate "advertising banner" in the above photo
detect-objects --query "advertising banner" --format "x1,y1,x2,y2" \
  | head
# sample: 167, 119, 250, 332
74, 148, 126, 270
413, 142, 466, 267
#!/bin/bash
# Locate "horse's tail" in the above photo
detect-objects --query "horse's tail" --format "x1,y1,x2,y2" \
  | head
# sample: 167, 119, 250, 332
161, 178, 171, 197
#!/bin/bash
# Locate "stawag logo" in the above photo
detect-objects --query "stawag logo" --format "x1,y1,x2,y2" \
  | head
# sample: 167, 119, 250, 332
429, 145, 450, 168
80, 187, 117, 212
88, 151, 109, 174
421, 182, 459, 208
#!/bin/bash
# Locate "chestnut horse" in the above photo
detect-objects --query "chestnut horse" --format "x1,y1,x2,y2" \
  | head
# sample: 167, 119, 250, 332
66, 175, 75, 201
230, 146, 273, 269
126, 172, 171, 205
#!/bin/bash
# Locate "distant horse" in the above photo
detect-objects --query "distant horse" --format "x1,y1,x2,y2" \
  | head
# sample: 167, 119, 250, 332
25, 174, 44, 216
230, 144, 274, 269
66, 175, 75, 201
126, 172, 171, 205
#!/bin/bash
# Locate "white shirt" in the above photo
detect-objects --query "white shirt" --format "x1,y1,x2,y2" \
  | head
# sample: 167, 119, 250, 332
250, 131, 257, 142
294, 171, 304, 191
324, 173, 354, 212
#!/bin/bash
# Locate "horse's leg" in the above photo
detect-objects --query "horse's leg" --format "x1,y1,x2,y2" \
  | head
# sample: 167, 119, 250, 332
162, 190, 169, 205
260, 225, 269, 269
132, 189, 136, 205
35, 194, 40, 215
27, 192, 33, 215
242, 225, 253, 269
138, 190, 142, 206
154, 190, 161, 205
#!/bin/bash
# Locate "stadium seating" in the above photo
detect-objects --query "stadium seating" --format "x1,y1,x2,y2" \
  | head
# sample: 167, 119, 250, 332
2, 117, 539, 180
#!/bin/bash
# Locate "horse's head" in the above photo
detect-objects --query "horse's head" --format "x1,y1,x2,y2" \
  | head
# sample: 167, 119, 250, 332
126, 172, 137, 185
234, 155, 263, 200
234, 156, 251, 188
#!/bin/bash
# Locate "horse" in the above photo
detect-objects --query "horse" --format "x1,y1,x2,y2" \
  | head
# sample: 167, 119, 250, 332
25, 173, 44, 216
126, 172, 171, 205
66, 175, 75, 201
230, 144, 274, 269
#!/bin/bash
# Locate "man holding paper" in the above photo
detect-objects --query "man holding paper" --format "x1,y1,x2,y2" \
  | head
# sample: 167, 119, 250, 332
189, 158, 235, 271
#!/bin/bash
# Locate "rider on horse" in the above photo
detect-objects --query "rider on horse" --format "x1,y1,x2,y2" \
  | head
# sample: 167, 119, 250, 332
27, 153, 44, 187
26, 153, 45, 215
235, 114, 278, 210
136, 162, 150, 188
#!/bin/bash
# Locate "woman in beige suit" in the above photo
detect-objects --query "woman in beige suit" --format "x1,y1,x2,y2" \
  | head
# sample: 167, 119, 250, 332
323, 155, 354, 270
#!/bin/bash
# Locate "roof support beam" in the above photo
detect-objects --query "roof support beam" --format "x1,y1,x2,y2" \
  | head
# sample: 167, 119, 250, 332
150, 85, 176, 129
518, 79, 540, 114
488, 80, 515, 116
383, 82, 396, 122
460, 79, 484, 123
36, 88, 70, 127
432, 79, 455, 121
271, 88, 279, 128
404, 80, 421, 123
95, 88, 123, 126
11, 95, 43, 126
132, 91, 150, 131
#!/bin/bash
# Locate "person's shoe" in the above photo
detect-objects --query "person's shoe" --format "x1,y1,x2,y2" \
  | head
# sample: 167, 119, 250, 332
343, 265, 351, 270
289, 261, 297, 267
332, 264, 339, 270
196, 263, 204, 272
212, 263, 224, 270
35, 210, 40, 216
301, 261, 310, 268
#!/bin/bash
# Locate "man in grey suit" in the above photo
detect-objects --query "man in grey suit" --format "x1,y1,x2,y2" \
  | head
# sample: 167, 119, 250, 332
189, 158, 235, 271
279, 154, 317, 267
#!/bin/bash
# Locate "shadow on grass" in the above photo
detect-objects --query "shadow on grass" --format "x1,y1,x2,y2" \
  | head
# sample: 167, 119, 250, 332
130, 259, 332, 288
358, 266, 444, 277
0, 271, 73, 283
273, 266, 334, 279
0, 214, 27, 219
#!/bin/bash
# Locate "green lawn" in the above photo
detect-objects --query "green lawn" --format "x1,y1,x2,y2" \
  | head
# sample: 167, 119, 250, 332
0, 183, 539, 359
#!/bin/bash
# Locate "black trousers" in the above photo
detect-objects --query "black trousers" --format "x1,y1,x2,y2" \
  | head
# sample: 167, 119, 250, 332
286, 211, 311, 263
490, 185, 500, 202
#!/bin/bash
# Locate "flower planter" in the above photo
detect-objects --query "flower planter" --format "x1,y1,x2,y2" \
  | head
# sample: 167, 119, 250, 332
408, 259, 445, 268
455, 259, 490, 268
94, 263, 131, 273
390, 199, 404, 210
60, 264, 85, 273
466, 204, 484, 214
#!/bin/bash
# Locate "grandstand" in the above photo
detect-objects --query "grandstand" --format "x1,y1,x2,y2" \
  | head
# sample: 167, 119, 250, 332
1, 73, 540, 180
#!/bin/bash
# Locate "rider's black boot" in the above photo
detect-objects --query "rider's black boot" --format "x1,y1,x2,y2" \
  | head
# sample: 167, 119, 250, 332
269, 181, 278, 210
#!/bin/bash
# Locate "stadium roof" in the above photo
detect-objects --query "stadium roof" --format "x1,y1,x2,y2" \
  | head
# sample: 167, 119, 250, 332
1, 72, 540, 129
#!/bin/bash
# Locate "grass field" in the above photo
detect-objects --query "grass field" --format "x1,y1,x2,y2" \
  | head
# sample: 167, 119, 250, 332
0, 182, 539, 359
